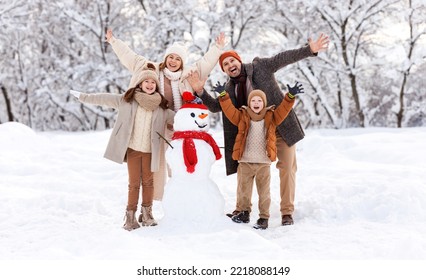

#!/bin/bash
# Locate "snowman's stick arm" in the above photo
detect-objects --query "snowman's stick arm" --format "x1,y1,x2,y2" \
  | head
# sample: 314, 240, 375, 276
156, 131, 174, 149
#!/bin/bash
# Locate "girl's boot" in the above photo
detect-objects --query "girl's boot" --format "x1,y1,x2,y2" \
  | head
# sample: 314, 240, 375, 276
139, 205, 158, 226
123, 210, 140, 231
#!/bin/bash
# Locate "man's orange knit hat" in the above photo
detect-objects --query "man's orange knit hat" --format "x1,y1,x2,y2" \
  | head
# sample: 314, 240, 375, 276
219, 50, 242, 71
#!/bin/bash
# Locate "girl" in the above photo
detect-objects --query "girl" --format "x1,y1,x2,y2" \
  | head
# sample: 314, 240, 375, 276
70, 63, 175, 231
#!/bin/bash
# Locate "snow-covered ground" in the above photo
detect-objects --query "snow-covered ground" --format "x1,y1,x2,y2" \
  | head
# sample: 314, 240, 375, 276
1, 122, 426, 279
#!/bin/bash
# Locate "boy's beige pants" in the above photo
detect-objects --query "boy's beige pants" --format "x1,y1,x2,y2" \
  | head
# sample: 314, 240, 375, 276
236, 162, 271, 219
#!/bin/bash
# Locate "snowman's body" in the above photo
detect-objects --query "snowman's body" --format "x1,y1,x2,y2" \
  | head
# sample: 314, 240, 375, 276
161, 98, 225, 229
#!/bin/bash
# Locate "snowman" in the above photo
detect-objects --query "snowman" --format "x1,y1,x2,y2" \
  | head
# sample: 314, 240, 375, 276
161, 92, 226, 230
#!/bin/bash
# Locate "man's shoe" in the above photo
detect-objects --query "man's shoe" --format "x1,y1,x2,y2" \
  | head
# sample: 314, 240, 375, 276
231, 211, 250, 223
253, 218, 268, 230
281, 215, 294, 226
226, 210, 240, 218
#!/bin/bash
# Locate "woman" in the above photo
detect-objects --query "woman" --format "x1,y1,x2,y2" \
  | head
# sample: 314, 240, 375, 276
104, 28, 226, 204
105, 29, 225, 112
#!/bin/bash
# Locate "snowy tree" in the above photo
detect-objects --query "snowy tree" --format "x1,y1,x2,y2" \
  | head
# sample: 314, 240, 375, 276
0, 0, 142, 130
1, 0, 425, 130
0, 0, 30, 124
269, 0, 343, 129
311, 0, 402, 127
393, 0, 426, 127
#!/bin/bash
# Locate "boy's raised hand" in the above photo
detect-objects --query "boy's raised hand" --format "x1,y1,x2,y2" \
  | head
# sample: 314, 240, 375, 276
213, 81, 226, 95
286, 82, 304, 99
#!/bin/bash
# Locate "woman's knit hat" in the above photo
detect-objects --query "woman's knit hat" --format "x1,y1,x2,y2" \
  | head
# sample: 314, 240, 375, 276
247, 89, 267, 107
219, 50, 242, 71
138, 63, 160, 89
164, 42, 188, 65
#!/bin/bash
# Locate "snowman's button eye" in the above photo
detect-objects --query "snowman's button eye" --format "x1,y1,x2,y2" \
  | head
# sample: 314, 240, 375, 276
190, 112, 195, 118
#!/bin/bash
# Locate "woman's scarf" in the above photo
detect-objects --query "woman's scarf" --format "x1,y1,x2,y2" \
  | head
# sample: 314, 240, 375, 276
160, 67, 182, 112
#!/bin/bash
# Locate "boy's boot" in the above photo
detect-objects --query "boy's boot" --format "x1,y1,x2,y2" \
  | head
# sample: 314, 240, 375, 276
253, 218, 268, 230
139, 205, 158, 226
281, 215, 294, 226
123, 210, 140, 231
226, 210, 240, 218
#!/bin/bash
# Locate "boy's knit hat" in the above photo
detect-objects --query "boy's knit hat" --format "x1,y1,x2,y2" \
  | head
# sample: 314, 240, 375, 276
247, 90, 267, 107
164, 42, 188, 65
219, 50, 242, 71
138, 63, 160, 89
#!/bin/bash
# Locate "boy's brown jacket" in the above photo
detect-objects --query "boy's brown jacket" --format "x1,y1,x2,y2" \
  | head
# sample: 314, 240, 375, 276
219, 93, 295, 161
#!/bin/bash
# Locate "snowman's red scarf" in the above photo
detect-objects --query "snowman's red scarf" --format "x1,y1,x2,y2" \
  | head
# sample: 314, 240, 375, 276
172, 131, 222, 173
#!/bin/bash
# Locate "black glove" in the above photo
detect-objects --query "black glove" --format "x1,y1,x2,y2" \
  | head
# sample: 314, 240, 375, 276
287, 82, 304, 98
213, 81, 226, 94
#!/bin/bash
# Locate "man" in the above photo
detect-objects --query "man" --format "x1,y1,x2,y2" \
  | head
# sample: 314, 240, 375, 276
187, 33, 329, 226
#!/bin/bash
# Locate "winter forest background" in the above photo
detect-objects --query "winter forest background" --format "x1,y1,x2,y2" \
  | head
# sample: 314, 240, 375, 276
0, 0, 425, 132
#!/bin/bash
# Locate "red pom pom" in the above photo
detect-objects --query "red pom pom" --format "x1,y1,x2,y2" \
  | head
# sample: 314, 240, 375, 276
182, 91, 195, 103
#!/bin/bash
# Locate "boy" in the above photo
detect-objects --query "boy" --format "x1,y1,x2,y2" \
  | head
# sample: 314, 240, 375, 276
218, 83, 303, 229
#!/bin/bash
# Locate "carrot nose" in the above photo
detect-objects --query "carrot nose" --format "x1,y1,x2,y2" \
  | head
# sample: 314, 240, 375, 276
199, 113, 208, 119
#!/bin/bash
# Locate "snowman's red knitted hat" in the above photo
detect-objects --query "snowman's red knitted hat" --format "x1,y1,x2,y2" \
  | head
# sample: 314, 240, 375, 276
180, 91, 208, 110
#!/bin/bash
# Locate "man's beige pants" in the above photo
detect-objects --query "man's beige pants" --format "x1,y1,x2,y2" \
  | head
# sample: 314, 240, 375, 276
275, 136, 297, 216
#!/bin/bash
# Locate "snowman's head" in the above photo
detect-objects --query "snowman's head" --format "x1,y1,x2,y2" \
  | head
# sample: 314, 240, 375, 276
174, 92, 210, 132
